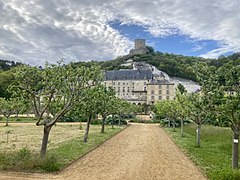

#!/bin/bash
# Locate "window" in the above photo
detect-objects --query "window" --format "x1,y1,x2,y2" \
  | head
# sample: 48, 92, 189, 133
127, 87, 130, 92
166, 96, 170, 100
167, 85, 169, 89
113, 82, 115, 85
118, 82, 120, 85
123, 82, 125, 85
144, 82, 146, 85
151, 96, 154, 100
159, 96, 162, 100
123, 87, 125, 92
166, 90, 170, 94
118, 87, 120, 92
159, 85, 162, 89
151, 90, 154, 94
132, 82, 134, 85
144, 87, 146, 91
159, 90, 162, 94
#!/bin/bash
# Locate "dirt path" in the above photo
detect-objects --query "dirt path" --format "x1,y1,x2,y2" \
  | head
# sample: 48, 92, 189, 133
0, 124, 207, 180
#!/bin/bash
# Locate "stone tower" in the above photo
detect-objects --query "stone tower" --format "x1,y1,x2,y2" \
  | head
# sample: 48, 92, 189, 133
135, 39, 146, 49
129, 39, 148, 55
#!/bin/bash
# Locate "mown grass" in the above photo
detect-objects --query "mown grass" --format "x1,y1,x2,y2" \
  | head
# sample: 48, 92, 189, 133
164, 123, 240, 180
0, 117, 36, 123
0, 125, 124, 172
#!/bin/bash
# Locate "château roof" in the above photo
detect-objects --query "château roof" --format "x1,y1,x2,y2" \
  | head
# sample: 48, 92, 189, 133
148, 80, 174, 85
105, 69, 153, 80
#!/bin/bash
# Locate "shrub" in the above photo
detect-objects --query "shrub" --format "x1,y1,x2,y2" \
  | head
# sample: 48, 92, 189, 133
91, 119, 102, 125
40, 155, 60, 172
105, 116, 127, 125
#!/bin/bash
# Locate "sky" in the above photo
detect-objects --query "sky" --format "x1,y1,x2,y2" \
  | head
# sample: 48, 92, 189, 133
0, 0, 239, 65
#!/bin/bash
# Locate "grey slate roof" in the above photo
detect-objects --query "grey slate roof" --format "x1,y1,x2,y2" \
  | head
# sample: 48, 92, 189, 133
105, 70, 153, 80
148, 80, 174, 85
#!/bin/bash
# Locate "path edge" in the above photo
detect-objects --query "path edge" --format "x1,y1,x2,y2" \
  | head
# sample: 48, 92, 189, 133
159, 126, 209, 180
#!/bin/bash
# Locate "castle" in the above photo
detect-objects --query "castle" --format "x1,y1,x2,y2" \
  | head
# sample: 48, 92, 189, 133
104, 39, 175, 105
129, 39, 149, 55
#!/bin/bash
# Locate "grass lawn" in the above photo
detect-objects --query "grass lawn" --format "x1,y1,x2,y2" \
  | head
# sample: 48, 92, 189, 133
0, 116, 36, 123
164, 123, 240, 180
0, 123, 125, 172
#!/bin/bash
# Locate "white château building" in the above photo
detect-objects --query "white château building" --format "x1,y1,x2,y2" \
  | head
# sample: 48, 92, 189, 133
104, 62, 175, 105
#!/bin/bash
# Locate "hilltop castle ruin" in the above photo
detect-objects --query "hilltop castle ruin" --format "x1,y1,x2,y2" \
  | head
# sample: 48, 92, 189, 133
129, 39, 149, 55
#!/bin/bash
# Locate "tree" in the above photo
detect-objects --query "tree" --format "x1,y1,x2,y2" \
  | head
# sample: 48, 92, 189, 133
146, 46, 155, 54
14, 62, 102, 157
0, 98, 16, 126
156, 100, 181, 131
177, 83, 187, 94
78, 86, 103, 143
186, 93, 211, 147
176, 91, 189, 137
205, 63, 240, 168
0, 69, 15, 98
97, 86, 116, 133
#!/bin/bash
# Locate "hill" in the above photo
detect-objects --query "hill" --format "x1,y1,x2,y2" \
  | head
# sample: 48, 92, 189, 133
97, 51, 240, 82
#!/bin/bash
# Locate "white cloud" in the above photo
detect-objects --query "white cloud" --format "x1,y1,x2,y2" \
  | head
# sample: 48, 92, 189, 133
0, 0, 240, 65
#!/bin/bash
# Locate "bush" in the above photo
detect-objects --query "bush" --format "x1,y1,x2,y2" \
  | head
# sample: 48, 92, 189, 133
91, 119, 102, 125
105, 116, 127, 125
59, 116, 79, 122
128, 118, 161, 124
40, 155, 60, 172
160, 118, 190, 127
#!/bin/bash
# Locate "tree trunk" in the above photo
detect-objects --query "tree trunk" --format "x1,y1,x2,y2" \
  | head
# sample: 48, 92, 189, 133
40, 125, 53, 157
111, 114, 114, 129
196, 124, 201, 147
181, 119, 184, 138
118, 114, 121, 126
168, 119, 171, 128
173, 119, 176, 132
101, 115, 106, 133
5, 116, 9, 126
232, 129, 239, 169
83, 115, 92, 143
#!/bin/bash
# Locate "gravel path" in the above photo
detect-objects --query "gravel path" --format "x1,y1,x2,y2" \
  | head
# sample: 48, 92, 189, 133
0, 124, 207, 180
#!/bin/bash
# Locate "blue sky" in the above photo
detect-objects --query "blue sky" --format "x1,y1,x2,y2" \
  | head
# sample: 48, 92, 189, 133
110, 21, 229, 57
0, 0, 239, 65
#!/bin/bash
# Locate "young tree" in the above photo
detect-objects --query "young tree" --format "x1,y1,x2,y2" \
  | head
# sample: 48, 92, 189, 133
0, 98, 16, 126
156, 100, 181, 131
78, 86, 103, 143
186, 92, 211, 147
207, 63, 240, 168
97, 86, 116, 133
176, 91, 189, 137
14, 62, 102, 157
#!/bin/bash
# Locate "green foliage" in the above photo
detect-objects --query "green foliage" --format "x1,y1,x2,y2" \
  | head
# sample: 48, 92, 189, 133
39, 155, 60, 172
0, 59, 22, 71
0, 69, 16, 98
177, 83, 186, 94
90, 119, 102, 125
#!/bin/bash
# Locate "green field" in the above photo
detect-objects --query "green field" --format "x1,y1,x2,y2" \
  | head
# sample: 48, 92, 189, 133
0, 123, 124, 172
164, 123, 240, 180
